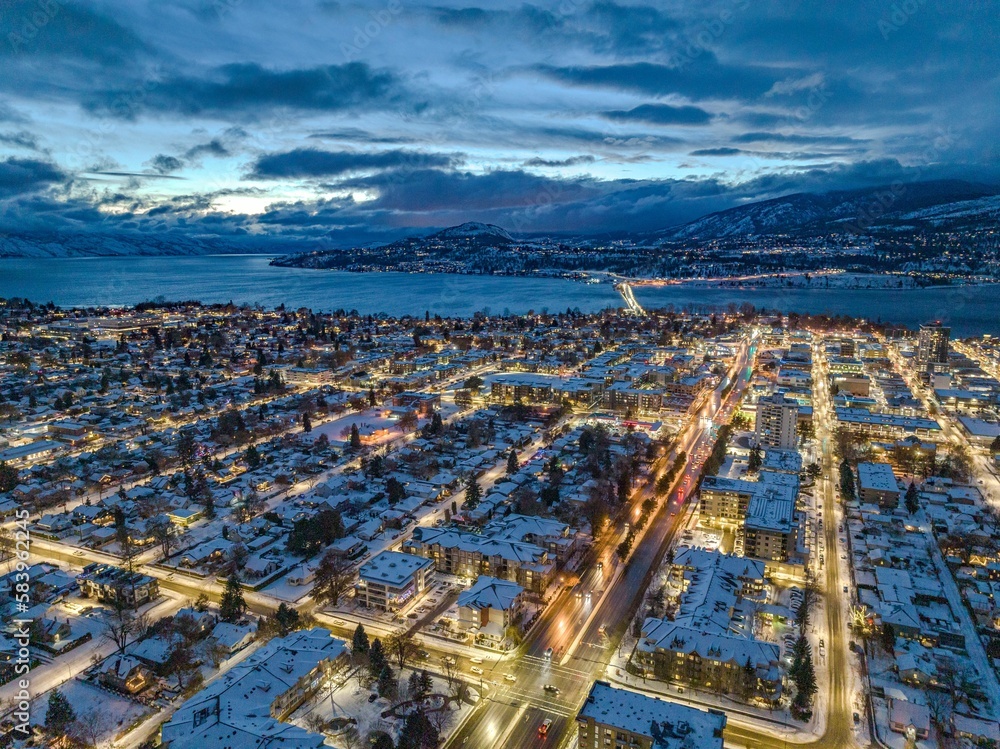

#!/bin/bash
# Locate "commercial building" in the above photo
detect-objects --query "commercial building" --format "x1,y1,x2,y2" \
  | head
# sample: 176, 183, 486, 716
357, 550, 434, 611
917, 321, 950, 371
577, 681, 727, 749
754, 393, 799, 449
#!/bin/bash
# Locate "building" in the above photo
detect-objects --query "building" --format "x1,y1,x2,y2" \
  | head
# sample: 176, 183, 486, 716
161, 629, 346, 749
489, 374, 556, 404
699, 473, 800, 564
856, 462, 901, 508
456, 575, 525, 650
357, 550, 434, 611
97, 654, 151, 694
754, 393, 799, 449
577, 681, 726, 749
403, 526, 555, 593
917, 322, 950, 371
76, 563, 159, 609
634, 621, 782, 703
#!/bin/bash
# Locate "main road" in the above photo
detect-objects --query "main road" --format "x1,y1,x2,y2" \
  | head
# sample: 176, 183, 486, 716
444, 338, 757, 749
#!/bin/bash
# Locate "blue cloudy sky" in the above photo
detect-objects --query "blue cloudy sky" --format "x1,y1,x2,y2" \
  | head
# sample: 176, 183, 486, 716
1, 0, 998, 246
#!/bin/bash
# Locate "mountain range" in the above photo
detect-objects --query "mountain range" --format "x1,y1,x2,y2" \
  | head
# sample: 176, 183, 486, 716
2, 179, 998, 258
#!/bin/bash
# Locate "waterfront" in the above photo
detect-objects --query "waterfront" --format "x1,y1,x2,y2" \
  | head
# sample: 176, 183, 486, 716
1, 255, 998, 335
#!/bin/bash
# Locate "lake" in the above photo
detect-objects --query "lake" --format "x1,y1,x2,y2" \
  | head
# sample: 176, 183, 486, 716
0, 255, 997, 335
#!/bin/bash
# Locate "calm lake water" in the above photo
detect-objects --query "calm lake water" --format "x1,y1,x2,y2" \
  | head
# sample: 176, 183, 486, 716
0, 255, 997, 335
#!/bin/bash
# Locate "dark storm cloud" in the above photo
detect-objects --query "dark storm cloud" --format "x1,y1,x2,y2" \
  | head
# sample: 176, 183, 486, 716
309, 130, 417, 145
536, 59, 780, 100
84, 63, 403, 119
733, 132, 867, 146
690, 148, 743, 157
249, 149, 459, 179
0, 157, 65, 197
603, 104, 712, 126
523, 156, 596, 168
147, 154, 184, 174
0, 131, 41, 151
185, 139, 230, 159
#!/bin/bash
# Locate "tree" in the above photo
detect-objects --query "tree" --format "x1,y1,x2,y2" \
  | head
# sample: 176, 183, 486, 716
385, 630, 417, 670
747, 445, 763, 473
740, 657, 757, 702
464, 475, 481, 509
302, 411, 312, 433
398, 410, 418, 432
408, 669, 432, 701
992, 434, 1000, 453
463, 375, 484, 392
904, 482, 919, 514
220, 572, 247, 623
287, 509, 345, 555
352, 624, 370, 659
377, 664, 397, 700
0, 461, 19, 493
369, 732, 394, 749
506, 449, 518, 475
350, 423, 362, 450
101, 598, 146, 653
166, 641, 196, 689
386, 477, 407, 504
312, 551, 354, 606
273, 603, 302, 636
880, 622, 896, 653
244, 444, 262, 470
149, 514, 178, 559
45, 689, 76, 740
398, 711, 440, 749
368, 638, 387, 679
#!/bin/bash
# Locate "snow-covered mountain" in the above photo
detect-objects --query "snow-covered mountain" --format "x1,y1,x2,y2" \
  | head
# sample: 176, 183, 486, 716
663, 180, 1000, 240
0, 232, 290, 258
431, 222, 514, 243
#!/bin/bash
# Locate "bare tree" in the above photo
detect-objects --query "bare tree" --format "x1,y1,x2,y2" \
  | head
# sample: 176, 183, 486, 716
100, 599, 147, 653
384, 630, 418, 671
312, 551, 354, 607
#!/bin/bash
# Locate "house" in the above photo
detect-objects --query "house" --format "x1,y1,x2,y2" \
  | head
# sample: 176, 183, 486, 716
888, 699, 930, 739
209, 621, 256, 655
98, 654, 152, 694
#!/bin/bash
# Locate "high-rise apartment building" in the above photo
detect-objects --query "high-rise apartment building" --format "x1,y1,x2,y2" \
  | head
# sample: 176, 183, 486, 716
754, 392, 799, 449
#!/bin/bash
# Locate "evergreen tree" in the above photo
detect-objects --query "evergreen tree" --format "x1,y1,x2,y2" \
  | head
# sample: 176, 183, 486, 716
748, 445, 763, 473
377, 664, 397, 699
45, 689, 76, 739
904, 482, 919, 514
220, 572, 247, 623
506, 449, 518, 475
302, 411, 312, 433
369, 637, 387, 679
352, 624, 370, 657
245, 444, 261, 469
464, 476, 481, 509
350, 423, 362, 450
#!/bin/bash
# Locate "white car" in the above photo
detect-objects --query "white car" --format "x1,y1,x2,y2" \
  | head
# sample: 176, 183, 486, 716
470, 666, 484, 675
470, 657, 483, 664
504, 673, 517, 682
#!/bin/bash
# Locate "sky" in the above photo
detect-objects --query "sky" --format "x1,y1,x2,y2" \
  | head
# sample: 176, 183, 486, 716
1, 0, 998, 248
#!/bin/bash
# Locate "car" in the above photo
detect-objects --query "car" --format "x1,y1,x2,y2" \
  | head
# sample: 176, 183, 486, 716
597, 561, 603, 571
417, 649, 430, 660
504, 673, 517, 682
853, 712, 861, 724
367, 693, 378, 703
819, 639, 824, 648
539, 719, 552, 736
443, 656, 457, 666
575, 590, 582, 599
543, 684, 560, 694
585, 590, 592, 600
470, 666, 484, 675
544, 647, 553, 659
843, 585, 849, 593
470, 657, 483, 664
